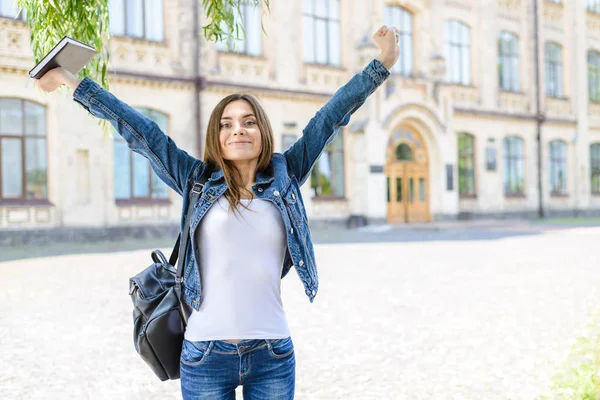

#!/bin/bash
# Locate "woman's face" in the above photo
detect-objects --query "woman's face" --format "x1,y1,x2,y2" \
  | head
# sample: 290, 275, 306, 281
219, 100, 262, 163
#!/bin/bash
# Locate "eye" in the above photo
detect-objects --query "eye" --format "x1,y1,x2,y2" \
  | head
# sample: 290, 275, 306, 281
220, 123, 231, 129
245, 120, 256, 126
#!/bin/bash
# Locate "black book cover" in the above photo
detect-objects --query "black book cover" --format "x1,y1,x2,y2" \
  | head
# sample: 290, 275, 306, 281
29, 36, 97, 79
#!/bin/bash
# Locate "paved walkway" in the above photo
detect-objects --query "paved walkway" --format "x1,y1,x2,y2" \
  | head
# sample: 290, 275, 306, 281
2, 226, 600, 399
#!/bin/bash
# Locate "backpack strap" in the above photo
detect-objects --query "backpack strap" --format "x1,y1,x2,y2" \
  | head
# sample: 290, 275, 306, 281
169, 163, 212, 272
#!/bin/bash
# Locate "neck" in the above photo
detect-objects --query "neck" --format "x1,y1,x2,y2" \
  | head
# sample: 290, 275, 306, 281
231, 159, 258, 187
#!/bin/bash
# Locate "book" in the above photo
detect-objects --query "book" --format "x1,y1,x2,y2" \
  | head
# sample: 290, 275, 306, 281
29, 36, 97, 79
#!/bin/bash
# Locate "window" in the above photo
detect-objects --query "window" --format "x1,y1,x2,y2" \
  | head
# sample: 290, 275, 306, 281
589, 51, 600, 102
503, 137, 525, 196
109, 0, 164, 42
216, 2, 262, 56
395, 143, 412, 161
0, 0, 25, 19
0, 99, 47, 201
302, 0, 340, 66
589, 0, 600, 13
419, 178, 425, 202
498, 32, 520, 92
549, 140, 567, 195
445, 20, 471, 85
383, 6, 413, 76
547, 0, 561, 3
591, 143, 600, 194
458, 132, 476, 196
311, 132, 344, 197
113, 109, 170, 201
281, 134, 297, 152
446, 164, 454, 191
545, 42, 563, 97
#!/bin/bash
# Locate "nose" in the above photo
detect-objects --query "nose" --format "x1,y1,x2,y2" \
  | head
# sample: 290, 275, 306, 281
233, 122, 246, 135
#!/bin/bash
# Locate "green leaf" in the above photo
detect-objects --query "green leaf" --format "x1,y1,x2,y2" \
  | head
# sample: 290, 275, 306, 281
20, 0, 271, 132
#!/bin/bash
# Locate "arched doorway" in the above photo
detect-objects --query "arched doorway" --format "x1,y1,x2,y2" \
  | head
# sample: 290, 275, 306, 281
385, 127, 430, 223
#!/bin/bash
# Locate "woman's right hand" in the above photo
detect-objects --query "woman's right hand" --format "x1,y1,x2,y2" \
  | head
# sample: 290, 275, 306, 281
35, 67, 81, 93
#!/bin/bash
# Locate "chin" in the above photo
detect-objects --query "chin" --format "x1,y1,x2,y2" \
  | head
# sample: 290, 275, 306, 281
224, 154, 260, 162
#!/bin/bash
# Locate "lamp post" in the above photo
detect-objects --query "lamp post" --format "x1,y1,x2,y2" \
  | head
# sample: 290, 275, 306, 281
533, 0, 545, 218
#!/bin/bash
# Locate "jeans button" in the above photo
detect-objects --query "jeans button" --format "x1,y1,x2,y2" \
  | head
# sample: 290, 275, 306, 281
273, 191, 280, 197
299, 260, 304, 266
258, 187, 264, 192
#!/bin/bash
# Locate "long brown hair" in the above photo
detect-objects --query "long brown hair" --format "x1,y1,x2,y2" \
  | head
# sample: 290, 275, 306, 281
203, 94, 274, 215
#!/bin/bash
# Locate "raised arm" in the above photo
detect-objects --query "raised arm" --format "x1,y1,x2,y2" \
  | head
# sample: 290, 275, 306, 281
283, 25, 400, 186
36, 68, 200, 196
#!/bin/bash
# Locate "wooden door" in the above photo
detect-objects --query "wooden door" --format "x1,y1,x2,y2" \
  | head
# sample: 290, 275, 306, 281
404, 163, 429, 222
385, 127, 430, 223
386, 164, 407, 223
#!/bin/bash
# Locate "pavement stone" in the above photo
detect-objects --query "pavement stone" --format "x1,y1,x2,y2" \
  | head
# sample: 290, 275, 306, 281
1, 226, 600, 399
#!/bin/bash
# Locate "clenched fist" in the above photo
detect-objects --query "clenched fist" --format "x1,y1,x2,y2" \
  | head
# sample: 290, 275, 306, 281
35, 67, 82, 93
373, 25, 401, 71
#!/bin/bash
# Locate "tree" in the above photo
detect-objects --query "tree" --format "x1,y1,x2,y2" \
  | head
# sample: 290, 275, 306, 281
17, 0, 269, 90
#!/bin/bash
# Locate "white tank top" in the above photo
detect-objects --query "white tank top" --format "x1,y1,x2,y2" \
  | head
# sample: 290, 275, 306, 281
184, 195, 291, 341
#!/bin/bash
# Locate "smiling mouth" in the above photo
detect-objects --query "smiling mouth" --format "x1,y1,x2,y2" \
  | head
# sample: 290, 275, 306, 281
229, 141, 251, 145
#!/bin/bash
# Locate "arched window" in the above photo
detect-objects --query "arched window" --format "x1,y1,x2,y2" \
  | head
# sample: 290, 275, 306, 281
395, 143, 413, 161
458, 132, 475, 196
588, 0, 600, 13
302, 0, 340, 66
384, 6, 414, 76
216, 2, 263, 56
498, 32, 520, 92
310, 132, 344, 197
0, 99, 47, 201
545, 42, 563, 97
503, 136, 525, 195
445, 20, 471, 85
591, 143, 600, 194
588, 50, 600, 102
109, 0, 164, 42
549, 139, 567, 195
0, 1, 25, 19
113, 108, 170, 201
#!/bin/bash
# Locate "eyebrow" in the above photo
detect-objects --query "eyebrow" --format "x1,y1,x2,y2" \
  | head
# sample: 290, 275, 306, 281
221, 114, 256, 120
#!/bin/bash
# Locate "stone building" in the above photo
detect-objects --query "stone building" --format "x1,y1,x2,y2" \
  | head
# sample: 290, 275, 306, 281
1, 0, 599, 242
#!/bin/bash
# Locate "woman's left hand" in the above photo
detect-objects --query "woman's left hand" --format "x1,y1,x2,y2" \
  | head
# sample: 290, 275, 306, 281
373, 25, 401, 71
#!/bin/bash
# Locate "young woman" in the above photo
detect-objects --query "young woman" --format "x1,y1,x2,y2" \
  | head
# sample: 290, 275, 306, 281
36, 25, 399, 400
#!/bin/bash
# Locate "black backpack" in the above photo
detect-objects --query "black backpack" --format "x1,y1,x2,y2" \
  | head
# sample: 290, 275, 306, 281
128, 168, 210, 380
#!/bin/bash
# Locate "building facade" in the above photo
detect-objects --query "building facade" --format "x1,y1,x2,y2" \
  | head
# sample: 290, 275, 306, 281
1, 0, 600, 240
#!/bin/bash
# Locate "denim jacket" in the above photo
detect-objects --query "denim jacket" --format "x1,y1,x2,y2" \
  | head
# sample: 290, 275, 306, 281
73, 59, 390, 310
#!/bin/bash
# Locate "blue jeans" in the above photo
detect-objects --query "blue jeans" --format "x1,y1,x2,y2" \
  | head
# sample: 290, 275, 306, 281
180, 337, 295, 399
